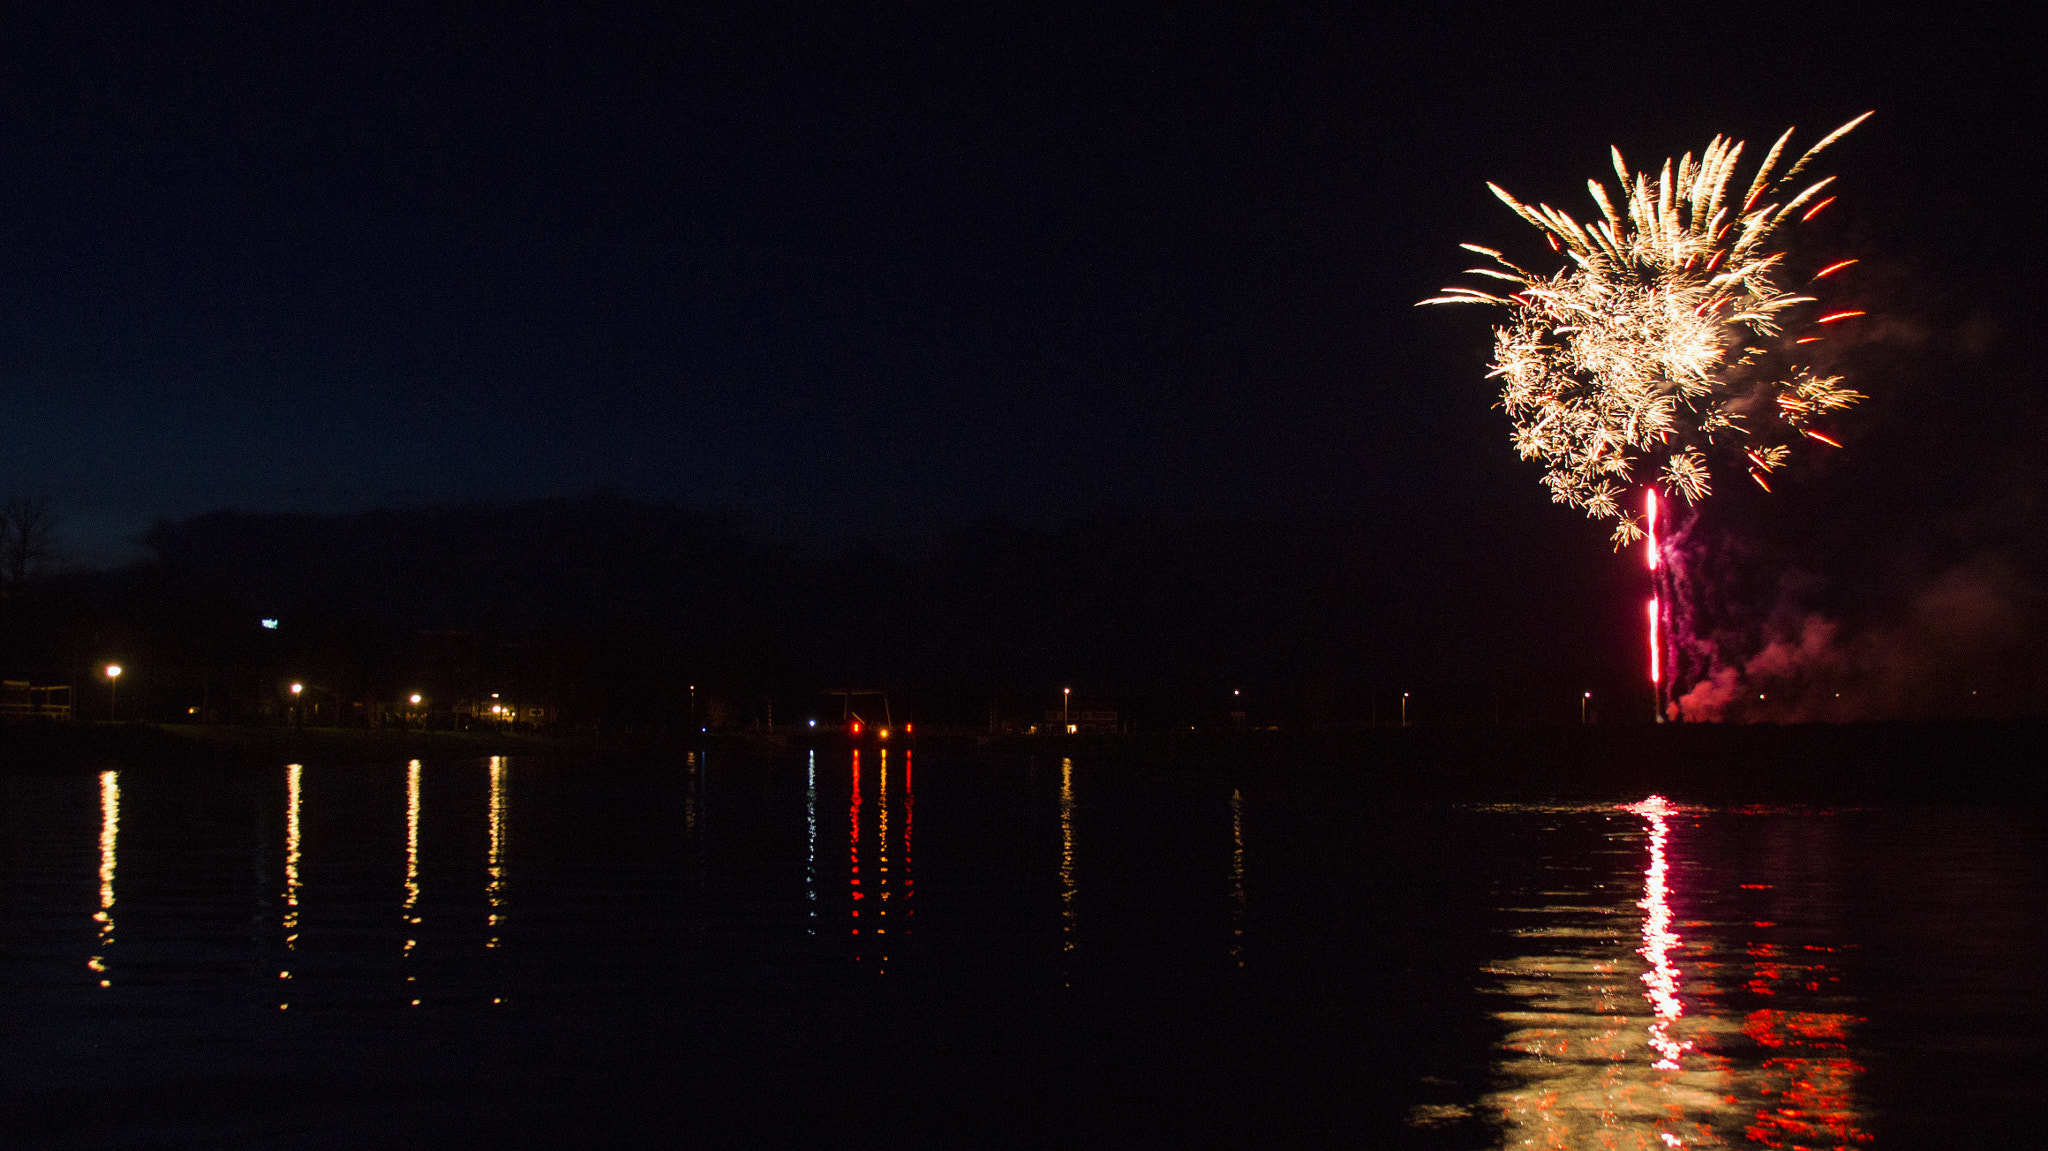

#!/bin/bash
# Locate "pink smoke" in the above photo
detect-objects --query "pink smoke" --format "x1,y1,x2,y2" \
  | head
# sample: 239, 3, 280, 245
1672, 555, 2034, 721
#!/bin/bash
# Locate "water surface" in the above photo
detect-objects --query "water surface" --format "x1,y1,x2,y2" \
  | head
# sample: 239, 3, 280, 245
3, 750, 2041, 1147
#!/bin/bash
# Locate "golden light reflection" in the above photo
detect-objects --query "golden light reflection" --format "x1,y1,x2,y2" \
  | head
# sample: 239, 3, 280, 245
806, 750, 818, 934
403, 759, 422, 957
90, 770, 119, 985
684, 750, 698, 834
1480, 800, 1870, 1149
486, 756, 507, 947
1228, 787, 1246, 968
1485, 798, 1728, 1148
1058, 757, 1076, 953
876, 749, 890, 972
280, 763, 302, 1010
284, 764, 303, 951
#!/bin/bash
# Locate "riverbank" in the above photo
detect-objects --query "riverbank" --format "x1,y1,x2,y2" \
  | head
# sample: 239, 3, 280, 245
5, 718, 2040, 803
981, 718, 2048, 803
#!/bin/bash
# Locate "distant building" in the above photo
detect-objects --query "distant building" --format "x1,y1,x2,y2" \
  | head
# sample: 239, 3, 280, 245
1043, 707, 1121, 735
452, 698, 557, 729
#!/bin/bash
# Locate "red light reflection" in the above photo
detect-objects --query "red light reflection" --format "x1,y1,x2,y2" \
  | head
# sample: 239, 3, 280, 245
1484, 803, 1872, 1148
902, 751, 913, 920
849, 750, 861, 930
845, 747, 913, 969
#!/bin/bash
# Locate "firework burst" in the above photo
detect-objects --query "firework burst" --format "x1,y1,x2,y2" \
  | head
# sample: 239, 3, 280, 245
1421, 114, 1871, 546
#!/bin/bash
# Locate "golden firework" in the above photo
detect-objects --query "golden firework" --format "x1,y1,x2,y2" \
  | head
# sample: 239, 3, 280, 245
1423, 114, 1870, 545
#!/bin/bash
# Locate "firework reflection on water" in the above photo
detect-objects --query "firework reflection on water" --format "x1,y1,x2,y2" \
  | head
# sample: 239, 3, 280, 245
1479, 799, 1870, 1149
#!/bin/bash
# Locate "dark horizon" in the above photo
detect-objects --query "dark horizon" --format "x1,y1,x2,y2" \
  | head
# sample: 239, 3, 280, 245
0, 488, 2029, 729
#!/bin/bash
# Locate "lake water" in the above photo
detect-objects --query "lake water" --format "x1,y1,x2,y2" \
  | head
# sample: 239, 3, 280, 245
3, 750, 2042, 1148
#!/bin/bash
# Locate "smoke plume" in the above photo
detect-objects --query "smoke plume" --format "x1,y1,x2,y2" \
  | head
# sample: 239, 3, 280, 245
1672, 554, 2037, 721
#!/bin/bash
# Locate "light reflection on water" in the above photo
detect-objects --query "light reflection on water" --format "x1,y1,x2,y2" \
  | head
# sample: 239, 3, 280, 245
282, 762, 302, 953
402, 758, 422, 1005
486, 756, 507, 948
806, 749, 818, 933
1059, 755, 1077, 953
403, 759, 421, 942
1228, 787, 1246, 967
848, 748, 862, 940
88, 770, 117, 985
843, 747, 916, 972
1631, 795, 1691, 1071
1481, 798, 1871, 1149
877, 749, 890, 960
10, 753, 2040, 1146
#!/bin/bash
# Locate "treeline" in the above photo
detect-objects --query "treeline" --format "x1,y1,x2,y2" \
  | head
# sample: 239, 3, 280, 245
1, 492, 1648, 730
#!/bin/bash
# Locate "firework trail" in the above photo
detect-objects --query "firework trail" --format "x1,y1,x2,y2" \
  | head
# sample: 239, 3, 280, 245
1421, 114, 1871, 548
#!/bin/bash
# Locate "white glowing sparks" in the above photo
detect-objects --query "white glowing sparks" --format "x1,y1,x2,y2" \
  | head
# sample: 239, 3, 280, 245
1423, 115, 1870, 546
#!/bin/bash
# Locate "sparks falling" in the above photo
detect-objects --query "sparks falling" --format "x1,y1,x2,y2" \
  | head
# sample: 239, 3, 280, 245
1421, 115, 1871, 546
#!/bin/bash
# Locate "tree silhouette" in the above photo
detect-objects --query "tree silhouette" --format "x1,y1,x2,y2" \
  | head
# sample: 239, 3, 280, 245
1, 493, 57, 586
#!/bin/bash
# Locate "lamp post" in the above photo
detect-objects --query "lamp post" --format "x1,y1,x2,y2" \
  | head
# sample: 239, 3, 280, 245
290, 682, 304, 729
1401, 691, 1409, 727
1062, 687, 1070, 732
105, 665, 122, 722
1582, 691, 1590, 725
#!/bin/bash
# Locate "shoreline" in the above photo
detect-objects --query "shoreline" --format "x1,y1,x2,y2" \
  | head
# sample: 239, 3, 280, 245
3, 719, 2040, 804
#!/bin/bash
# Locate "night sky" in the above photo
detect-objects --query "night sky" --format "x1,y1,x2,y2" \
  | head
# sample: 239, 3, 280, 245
2, 11, 2041, 699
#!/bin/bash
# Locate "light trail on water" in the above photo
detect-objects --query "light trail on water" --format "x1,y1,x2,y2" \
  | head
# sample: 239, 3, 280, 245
486, 757, 506, 948
1627, 795, 1692, 1071
281, 763, 302, 1009
90, 771, 119, 986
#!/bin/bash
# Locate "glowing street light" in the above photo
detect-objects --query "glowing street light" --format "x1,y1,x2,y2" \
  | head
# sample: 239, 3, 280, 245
105, 665, 122, 722
1062, 687, 1070, 731
1582, 691, 1591, 725
409, 693, 422, 705
1401, 691, 1410, 728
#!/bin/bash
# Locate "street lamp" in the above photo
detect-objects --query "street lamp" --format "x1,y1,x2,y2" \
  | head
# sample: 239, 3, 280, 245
105, 665, 122, 722
290, 682, 304, 728
1062, 687, 1070, 731
1582, 691, 1590, 725
1401, 691, 1410, 727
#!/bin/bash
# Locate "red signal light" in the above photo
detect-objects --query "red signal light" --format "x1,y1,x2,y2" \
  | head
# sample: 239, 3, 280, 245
904, 723, 912, 734
850, 721, 862, 734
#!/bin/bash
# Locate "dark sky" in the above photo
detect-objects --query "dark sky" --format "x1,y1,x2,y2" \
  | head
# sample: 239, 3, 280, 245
0, 9, 2038, 574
